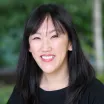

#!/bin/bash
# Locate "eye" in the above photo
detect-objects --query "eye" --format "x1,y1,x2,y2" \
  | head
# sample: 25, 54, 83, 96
33, 37, 40, 40
51, 34, 59, 38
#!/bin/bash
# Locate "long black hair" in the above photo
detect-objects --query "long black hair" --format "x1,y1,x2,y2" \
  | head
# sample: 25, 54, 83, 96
16, 3, 95, 104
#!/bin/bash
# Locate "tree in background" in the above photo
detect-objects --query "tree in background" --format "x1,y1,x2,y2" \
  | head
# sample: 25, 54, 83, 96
93, 0, 104, 74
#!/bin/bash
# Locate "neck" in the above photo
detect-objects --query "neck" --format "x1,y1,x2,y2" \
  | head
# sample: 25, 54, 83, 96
40, 68, 69, 91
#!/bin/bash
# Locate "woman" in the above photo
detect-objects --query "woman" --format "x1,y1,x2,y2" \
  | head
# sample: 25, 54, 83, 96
7, 3, 104, 104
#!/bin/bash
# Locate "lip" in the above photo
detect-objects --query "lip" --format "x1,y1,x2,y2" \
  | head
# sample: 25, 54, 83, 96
40, 54, 55, 57
40, 54, 55, 62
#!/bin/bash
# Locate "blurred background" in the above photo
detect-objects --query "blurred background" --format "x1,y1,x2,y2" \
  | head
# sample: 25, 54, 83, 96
0, 0, 104, 104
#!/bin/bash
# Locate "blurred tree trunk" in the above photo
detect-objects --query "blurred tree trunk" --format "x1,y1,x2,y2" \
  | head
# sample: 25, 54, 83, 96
93, 0, 104, 74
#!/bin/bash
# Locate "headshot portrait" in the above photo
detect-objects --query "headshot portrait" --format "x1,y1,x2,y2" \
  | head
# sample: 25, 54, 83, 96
7, 3, 104, 104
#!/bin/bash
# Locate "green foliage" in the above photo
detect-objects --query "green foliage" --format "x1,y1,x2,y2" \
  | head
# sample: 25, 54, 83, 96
97, 73, 104, 83
0, 85, 14, 104
0, 28, 22, 68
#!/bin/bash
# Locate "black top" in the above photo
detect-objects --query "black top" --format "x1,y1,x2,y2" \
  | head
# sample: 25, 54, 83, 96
7, 78, 104, 104
39, 86, 67, 104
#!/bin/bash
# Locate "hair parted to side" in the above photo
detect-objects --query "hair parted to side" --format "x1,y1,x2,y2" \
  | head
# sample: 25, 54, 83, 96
15, 3, 95, 104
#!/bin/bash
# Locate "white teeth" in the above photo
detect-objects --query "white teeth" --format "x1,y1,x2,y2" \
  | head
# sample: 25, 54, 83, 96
41, 56, 54, 59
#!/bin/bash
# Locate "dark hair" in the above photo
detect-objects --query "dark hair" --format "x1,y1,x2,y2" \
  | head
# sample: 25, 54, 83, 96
16, 3, 95, 104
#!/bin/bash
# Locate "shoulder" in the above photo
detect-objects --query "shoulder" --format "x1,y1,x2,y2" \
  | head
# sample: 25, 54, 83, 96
7, 86, 24, 104
87, 78, 104, 92
88, 78, 104, 97
80, 78, 104, 104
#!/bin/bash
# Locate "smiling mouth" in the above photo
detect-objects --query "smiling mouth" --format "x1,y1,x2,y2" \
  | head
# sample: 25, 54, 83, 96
40, 55, 55, 62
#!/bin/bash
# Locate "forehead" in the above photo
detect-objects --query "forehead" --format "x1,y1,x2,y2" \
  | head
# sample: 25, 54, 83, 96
30, 15, 67, 36
36, 16, 55, 33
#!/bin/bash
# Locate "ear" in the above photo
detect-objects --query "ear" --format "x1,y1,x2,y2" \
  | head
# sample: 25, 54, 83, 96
68, 42, 72, 51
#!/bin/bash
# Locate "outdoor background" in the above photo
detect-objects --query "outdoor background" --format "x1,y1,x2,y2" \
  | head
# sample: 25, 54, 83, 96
0, 0, 104, 104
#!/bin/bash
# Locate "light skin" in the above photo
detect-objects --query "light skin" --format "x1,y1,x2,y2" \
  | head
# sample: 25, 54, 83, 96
29, 16, 72, 91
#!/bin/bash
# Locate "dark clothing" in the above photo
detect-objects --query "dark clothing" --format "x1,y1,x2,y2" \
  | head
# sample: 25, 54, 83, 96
7, 78, 104, 104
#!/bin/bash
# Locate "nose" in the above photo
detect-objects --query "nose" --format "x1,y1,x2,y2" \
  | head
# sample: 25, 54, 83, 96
41, 38, 52, 52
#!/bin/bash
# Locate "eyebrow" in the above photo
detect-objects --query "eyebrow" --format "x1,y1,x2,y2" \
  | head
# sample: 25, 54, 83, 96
35, 29, 57, 35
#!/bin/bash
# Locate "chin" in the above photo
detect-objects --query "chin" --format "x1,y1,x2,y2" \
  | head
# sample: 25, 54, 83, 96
42, 69, 56, 74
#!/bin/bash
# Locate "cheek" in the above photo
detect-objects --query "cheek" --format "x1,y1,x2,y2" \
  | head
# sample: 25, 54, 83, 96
29, 41, 41, 53
52, 39, 68, 51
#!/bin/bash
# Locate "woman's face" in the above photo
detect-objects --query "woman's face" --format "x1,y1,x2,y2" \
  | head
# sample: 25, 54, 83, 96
29, 17, 72, 74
